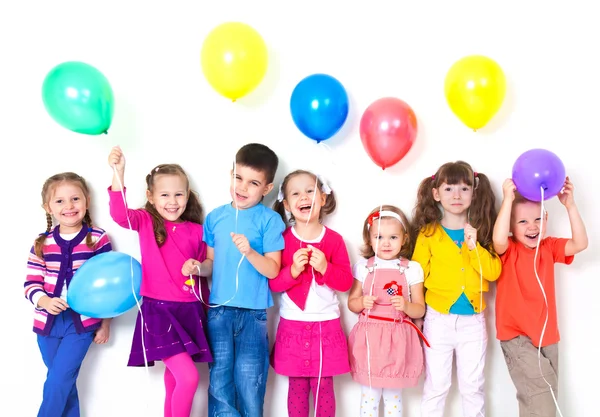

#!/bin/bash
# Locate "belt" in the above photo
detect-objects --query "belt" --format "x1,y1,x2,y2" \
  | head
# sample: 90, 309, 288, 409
361, 312, 431, 348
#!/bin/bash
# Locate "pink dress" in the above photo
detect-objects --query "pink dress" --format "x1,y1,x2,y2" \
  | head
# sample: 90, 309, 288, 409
348, 257, 425, 388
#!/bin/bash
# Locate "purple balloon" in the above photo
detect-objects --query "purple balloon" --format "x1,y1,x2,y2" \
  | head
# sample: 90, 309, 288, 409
512, 149, 565, 201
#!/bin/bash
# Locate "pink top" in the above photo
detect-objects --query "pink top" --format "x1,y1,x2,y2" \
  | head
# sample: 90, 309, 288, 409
269, 226, 353, 311
108, 187, 208, 302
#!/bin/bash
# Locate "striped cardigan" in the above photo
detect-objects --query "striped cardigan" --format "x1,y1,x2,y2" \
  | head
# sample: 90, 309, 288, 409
24, 224, 112, 336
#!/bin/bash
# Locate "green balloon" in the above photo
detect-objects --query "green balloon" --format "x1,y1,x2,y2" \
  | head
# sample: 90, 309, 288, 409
42, 61, 114, 135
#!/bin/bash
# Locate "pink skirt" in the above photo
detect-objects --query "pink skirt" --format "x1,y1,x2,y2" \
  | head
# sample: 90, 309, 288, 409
271, 317, 350, 377
348, 320, 424, 388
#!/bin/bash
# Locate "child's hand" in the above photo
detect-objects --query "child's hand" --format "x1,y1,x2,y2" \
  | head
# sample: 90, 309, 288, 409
558, 176, 574, 208
108, 146, 125, 172
94, 320, 111, 344
362, 295, 377, 309
391, 295, 406, 312
291, 248, 310, 278
502, 178, 517, 202
230, 232, 252, 255
464, 223, 478, 250
182, 258, 201, 276
38, 296, 68, 315
306, 245, 327, 275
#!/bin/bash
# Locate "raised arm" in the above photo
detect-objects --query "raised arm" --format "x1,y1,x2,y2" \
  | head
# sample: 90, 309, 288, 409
559, 177, 588, 256
493, 178, 516, 256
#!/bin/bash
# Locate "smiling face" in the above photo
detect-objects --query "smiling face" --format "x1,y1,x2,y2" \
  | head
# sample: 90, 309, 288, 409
282, 173, 326, 224
230, 164, 273, 210
146, 173, 189, 222
511, 200, 547, 249
44, 181, 89, 233
369, 217, 406, 260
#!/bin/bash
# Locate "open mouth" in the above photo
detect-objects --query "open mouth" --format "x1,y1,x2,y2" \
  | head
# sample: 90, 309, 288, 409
525, 233, 539, 240
297, 204, 313, 214
62, 212, 78, 217
235, 193, 248, 201
164, 208, 179, 214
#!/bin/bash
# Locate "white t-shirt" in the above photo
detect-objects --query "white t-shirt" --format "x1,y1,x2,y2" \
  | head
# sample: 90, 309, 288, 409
279, 227, 341, 322
352, 257, 424, 301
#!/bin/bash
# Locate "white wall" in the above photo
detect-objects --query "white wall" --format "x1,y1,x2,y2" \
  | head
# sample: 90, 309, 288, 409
2, 1, 598, 416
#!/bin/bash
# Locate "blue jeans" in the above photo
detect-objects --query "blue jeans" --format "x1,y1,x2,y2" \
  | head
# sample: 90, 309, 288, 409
37, 310, 94, 417
207, 306, 269, 417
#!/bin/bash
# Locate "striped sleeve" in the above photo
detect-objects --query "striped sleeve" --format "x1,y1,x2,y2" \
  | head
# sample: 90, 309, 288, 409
25, 246, 46, 307
93, 229, 113, 255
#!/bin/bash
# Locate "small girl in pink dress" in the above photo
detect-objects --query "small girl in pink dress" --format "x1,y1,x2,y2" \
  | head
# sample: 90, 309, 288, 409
348, 205, 428, 416
270, 170, 353, 417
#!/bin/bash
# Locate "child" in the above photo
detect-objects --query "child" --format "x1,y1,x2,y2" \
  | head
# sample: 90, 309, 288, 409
348, 205, 426, 417
492, 177, 587, 416
412, 161, 501, 417
270, 170, 353, 417
182, 143, 285, 417
24, 172, 113, 417
108, 146, 212, 417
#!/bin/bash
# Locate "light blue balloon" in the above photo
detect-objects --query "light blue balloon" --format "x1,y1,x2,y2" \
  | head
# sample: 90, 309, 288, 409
290, 73, 349, 143
67, 251, 142, 318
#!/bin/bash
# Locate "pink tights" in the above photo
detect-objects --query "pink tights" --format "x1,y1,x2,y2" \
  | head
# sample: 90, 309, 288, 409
163, 352, 199, 417
288, 376, 335, 417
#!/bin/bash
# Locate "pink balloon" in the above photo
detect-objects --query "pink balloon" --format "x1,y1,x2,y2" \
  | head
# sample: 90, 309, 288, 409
359, 97, 418, 170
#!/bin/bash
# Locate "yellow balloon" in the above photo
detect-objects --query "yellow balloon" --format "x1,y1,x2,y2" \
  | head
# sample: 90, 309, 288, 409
444, 55, 506, 130
201, 22, 268, 101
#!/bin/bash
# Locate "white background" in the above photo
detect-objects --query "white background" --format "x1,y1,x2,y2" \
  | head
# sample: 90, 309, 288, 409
1, 1, 598, 416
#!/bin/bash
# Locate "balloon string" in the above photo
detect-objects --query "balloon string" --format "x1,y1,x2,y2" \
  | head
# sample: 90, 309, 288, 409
534, 187, 564, 417
111, 165, 150, 381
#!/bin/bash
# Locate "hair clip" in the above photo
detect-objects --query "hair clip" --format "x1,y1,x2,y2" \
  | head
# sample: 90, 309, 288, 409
43, 231, 50, 236
431, 174, 435, 180
317, 174, 332, 195
88, 227, 93, 233
277, 183, 284, 202
474, 171, 478, 177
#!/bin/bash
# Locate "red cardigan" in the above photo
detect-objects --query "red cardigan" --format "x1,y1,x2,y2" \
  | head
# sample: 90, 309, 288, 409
269, 226, 353, 310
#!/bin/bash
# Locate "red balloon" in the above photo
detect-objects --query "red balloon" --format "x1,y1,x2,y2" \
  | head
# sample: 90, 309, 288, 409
359, 97, 418, 170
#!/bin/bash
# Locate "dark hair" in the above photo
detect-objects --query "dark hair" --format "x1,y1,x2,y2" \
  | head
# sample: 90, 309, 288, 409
361, 205, 413, 259
273, 170, 336, 225
235, 143, 279, 184
412, 161, 497, 250
145, 164, 203, 247
35, 172, 95, 258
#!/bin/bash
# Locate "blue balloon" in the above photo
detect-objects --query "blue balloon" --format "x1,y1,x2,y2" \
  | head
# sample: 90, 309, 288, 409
290, 73, 349, 142
67, 251, 142, 318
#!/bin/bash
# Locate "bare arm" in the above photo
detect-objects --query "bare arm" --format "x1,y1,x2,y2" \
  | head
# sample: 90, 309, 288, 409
246, 250, 282, 279
559, 177, 588, 256
493, 179, 516, 255
348, 279, 366, 314
404, 283, 426, 319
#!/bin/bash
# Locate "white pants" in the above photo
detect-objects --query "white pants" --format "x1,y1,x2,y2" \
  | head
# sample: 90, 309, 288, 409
360, 385, 403, 416
421, 307, 487, 417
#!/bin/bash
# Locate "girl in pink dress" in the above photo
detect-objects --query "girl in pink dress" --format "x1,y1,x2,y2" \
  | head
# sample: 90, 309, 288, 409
348, 205, 428, 416
270, 170, 353, 417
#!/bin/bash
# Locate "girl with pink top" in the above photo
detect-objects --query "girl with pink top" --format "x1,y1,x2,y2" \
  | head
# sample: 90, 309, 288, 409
348, 205, 427, 417
270, 170, 353, 417
107, 146, 212, 417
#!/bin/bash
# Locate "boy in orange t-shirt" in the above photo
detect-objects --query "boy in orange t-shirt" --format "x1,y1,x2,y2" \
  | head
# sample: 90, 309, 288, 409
492, 176, 588, 417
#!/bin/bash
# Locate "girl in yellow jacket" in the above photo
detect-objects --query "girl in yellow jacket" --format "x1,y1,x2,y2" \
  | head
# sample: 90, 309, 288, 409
411, 161, 501, 417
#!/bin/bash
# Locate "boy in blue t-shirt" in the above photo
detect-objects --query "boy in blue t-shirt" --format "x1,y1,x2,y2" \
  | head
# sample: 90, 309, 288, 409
183, 143, 285, 417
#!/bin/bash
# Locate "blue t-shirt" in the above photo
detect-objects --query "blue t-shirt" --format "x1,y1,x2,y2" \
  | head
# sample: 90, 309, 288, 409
443, 226, 475, 315
204, 202, 285, 309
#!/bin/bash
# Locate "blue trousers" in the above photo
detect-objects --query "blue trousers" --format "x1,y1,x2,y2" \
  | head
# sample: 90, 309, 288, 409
37, 310, 94, 417
207, 306, 269, 417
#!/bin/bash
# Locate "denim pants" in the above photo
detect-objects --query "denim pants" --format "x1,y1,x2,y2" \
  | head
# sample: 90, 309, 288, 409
37, 310, 94, 417
207, 306, 269, 417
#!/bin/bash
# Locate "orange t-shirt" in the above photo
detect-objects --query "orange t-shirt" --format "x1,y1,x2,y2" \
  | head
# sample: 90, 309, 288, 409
495, 237, 574, 347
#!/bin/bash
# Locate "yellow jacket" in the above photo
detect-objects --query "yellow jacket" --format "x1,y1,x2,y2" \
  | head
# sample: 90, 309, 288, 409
412, 224, 501, 314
